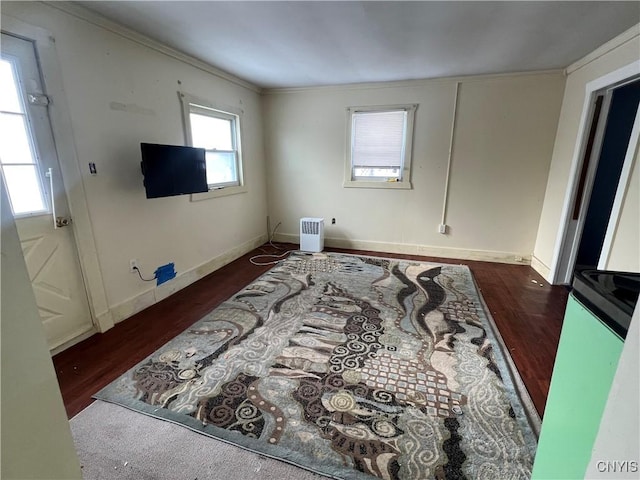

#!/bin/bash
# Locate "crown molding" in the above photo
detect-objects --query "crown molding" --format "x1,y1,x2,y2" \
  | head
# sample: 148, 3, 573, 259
566, 23, 640, 75
263, 69, 565, 96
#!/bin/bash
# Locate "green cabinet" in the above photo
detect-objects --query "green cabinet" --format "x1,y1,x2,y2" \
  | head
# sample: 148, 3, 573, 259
532, 294, 624, 479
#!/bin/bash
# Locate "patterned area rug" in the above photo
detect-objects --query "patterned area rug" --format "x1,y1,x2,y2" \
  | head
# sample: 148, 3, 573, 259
95, 252, 537, 480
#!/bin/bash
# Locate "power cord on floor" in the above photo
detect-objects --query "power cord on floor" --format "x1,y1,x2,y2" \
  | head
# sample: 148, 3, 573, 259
268, 222, 284, 250
134, 266, 156, 282
250, 221, 296, 266
249, 248, 296, 266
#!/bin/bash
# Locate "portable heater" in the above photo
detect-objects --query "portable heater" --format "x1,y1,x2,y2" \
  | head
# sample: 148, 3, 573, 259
300, 217, 324, 252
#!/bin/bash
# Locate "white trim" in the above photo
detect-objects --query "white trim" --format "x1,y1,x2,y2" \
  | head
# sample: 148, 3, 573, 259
180, 92, 244, 118
566, 24, 640, 75
549, 60, 640, 284
586, 61, 640, 94
548, 92, 595, 283
2, 14, 114, 333
43, 1, 260, 93
342, 180, 412, 190
273, 233, 531, 265
179, 91, 245, 194
263, 69, 565, 96
531, 255, 551, 280
109, 233, 267, 324
191, 185, 248, 201
557, 90, 612, 284
598, 106, 640, 270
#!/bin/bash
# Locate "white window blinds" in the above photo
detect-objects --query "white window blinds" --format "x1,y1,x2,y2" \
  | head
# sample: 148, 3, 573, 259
351, 110, 407, 170
344, 103, 416, 189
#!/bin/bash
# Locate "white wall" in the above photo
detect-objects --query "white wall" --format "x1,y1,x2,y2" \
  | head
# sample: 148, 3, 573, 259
1, 180, 82, 479
533, 26, 640, 279
2, 3, 268, 326
263, 73, 564, 263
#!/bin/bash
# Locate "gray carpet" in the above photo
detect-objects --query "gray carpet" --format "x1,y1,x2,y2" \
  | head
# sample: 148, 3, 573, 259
71, 400, 329, 479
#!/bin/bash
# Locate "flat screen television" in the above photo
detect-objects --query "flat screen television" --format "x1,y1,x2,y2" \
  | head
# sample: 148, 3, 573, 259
140, 143, 208, 198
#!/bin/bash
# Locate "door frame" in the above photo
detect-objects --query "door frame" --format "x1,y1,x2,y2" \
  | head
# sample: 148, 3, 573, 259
2, 15, 114, 344
549, 60, 640, 284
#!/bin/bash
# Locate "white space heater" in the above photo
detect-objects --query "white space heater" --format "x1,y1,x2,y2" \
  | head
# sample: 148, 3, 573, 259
300, 217, 324, 252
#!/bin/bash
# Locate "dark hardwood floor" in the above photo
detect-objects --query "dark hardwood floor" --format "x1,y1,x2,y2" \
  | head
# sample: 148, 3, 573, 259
53, 244, 568, 419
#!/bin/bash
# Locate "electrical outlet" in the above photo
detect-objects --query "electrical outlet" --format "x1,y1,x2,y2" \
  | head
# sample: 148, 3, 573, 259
129, 259, 139, 273
331, 218, 336, 225
438, 224, 448, 234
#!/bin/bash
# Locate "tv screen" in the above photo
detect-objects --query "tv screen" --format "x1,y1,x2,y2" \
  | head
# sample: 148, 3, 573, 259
140, 143, 208, 198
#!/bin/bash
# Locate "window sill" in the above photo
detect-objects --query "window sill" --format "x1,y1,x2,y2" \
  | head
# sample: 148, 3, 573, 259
190, 185, 247, 202
343, 180, 412, 190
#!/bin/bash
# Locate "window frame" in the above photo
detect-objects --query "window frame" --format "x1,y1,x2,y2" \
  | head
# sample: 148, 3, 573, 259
179, 92, 246, 200
344, 104, 417, 190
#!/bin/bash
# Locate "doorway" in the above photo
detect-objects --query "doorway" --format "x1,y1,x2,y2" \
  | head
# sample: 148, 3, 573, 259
575, 80, 640, 269
554, 73, 640, 284
1, 32, 94, 350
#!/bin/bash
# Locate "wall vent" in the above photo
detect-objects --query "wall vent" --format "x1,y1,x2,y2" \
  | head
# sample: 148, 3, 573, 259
300, 217, 324, 252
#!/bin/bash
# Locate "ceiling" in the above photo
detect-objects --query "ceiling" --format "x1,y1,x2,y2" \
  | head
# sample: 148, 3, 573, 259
79, 1, 640, 89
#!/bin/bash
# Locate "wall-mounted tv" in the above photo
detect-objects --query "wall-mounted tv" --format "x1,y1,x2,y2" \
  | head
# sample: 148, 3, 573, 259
140, 143, 208, 199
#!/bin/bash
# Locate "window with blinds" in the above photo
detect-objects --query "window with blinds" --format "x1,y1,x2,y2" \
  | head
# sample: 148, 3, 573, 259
345, 104, 417, 189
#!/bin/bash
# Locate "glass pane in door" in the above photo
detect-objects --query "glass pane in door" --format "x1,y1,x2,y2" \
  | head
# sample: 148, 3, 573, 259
0, 59, 22, 113
0, 113, 35, 163
0, 57, 47, 215
3, 164, 46, 214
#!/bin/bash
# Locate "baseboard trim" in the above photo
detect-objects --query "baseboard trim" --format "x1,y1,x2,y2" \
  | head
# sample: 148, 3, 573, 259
109, 233, 268, 325
274, 233, 531, 265
50, 325, 97, 356
530, 255, 552, 282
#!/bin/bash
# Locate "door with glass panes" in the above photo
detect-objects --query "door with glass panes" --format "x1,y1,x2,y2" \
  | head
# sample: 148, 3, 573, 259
1, 33, 93, 350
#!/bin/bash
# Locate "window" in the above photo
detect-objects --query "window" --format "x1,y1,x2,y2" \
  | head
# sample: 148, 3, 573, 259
344, 104, 417, 189
0, 57, 48, 215
180, 93, 244, 198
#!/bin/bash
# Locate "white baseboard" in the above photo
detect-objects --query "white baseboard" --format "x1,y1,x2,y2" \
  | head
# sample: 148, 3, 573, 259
530, 255, 552, 282
109, 233, 268, 325
274, 233, 531, 265
50, 325, 97, 356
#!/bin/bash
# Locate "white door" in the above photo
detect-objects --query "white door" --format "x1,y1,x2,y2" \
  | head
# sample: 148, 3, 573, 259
1, 33, 93, 350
